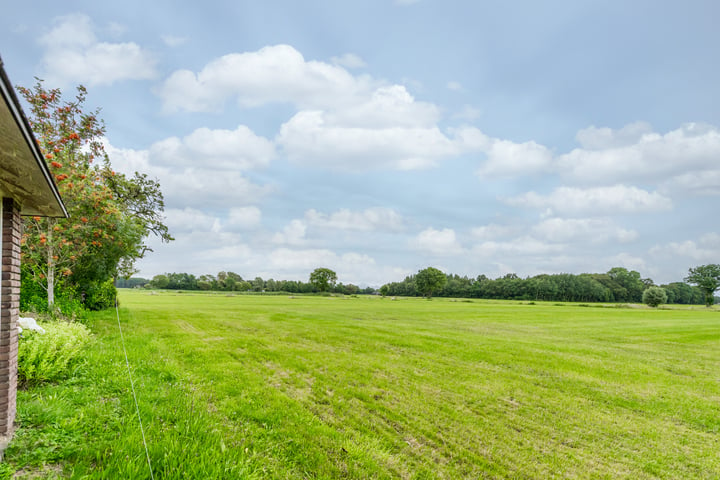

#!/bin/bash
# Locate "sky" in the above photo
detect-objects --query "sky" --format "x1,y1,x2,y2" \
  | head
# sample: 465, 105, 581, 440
2, 0, 719, 287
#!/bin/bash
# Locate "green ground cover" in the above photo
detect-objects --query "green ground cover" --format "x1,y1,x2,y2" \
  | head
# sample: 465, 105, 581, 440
6, 291, 720, 478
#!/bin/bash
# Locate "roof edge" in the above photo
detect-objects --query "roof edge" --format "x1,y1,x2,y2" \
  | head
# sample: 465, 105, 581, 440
0, 56, 68, 218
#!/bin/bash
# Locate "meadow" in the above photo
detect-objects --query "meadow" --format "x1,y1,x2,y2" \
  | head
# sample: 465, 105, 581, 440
7, 290, 720, 479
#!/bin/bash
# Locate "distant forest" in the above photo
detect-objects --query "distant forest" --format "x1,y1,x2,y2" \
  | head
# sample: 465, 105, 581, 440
117, 267, 708, 305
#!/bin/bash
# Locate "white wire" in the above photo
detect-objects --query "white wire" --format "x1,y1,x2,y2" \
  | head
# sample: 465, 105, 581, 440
115, 298, 155, 480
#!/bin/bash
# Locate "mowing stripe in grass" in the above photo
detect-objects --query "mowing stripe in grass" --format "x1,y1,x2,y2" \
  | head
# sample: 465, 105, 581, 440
115, 298, 155, 480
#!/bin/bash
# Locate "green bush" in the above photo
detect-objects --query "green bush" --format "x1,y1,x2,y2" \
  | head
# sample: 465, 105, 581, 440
20, 266, 86, 319
82, 279, 117, 310
18, 321, 92, 386
642, 286, 668, 308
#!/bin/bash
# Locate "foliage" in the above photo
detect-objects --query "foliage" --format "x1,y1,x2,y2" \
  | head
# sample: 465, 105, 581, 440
642, 286, 668, 307
18, 320, 91, 386
0, 463, 13, 480
415, 267, 447, 297
685, 264, 720, 306
309, 267, 338, 292
17, 80, 171, 309
115, 277, 149, 288
82, 278, 117, 311
20, 265, 85, 319
381, 267, 706, 304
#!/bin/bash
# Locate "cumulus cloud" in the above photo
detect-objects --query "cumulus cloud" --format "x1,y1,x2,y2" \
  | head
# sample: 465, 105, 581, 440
149, 126, 275, 170
305, 207, 404, 232
158, 44, 472, 171
471, 224, 518, 240
558, 123, 720, 185
649, 233, 720, 262
574, 122, 654, 150
161, 34, 187, 47
39, 14, 156, 86
227, 207, 262, 229
506, 185, 673, 216
104, 140, 272, 209
164, 208, 221, 234
331, 53, 367, 69
159, 44, 375, 113
277, 110, 457, 171
411, 228, 463, 256
272, 220, 308, 246
471, 236, 565, 258
531, 218, 638, 243
447, 126, 553, 177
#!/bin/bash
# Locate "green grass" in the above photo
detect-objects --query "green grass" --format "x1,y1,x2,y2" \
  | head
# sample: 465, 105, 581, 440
6, 291, 720, 478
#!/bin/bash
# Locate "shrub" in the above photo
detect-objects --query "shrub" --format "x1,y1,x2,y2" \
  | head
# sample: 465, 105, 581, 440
18, 321, 92, 386
82, 279, 117, 310
20, 266, 86, 319
642, 286, 668, 308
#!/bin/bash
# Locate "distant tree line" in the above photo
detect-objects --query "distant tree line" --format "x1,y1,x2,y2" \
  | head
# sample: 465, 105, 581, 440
118, 265, 717, 305
379, 267, 708, 304
120, 271, 375, 295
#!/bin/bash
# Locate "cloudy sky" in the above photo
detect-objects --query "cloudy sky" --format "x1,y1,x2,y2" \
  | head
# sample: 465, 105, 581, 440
2, 0, 719, 286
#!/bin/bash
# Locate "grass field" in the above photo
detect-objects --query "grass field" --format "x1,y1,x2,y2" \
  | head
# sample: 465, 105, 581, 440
7, 291, 720, 478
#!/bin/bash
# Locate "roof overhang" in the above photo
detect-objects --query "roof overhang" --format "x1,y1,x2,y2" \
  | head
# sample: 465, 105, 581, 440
0, 57, 67, 218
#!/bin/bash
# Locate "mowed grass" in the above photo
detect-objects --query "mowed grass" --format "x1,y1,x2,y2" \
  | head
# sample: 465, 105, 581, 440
7, 291, 720, 479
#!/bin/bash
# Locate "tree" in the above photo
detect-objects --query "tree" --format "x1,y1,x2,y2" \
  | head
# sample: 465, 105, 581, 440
309, 268, 337, 293
415, 267, 447, 298
685, 264, 720, 306
642, 286, 668, 308
18, 80, 171, 309
150, 274, 169, 289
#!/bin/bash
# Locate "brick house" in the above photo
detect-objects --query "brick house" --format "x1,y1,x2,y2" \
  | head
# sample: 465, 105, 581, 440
0, 57, 67, 446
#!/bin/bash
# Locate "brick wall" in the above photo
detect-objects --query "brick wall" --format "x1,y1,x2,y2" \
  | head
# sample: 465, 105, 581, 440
0, 198, 20, 437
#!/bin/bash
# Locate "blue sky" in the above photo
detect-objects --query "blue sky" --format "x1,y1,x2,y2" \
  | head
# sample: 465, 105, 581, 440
2, 0, 719, 286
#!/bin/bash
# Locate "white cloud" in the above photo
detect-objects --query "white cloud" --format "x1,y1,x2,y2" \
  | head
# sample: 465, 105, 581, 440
157, 45, 492, 172
471, 224, 518, 240
478, 138, 554, 177
272, 220, 307, 246
452, 105, 482, 121
447, 81, 463, 91
649, 233, 720, 262
39, 14, 156, 86
531, 218, 638, 243
331, 53, 367, 69
161, 34, 187, 47
662, 170, 720, 196
506, 185, 673, 216
411, 228, 463, 256
227, 207, 262, 229
277, 110, 457, 171
558, 123, 720, 185
471, 236, 565, 257
604, 253, 648, 273
164, 208, 221, 234
159, 44, 375, 113
104, 140, 272, 209
149, 125, 275, 170
575, 122, 654, 150
305, 207, 404, 232
325, 85, 440, 128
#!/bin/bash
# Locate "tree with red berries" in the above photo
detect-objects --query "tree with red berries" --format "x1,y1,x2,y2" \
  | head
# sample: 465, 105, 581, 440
18, 80, 172, 309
